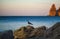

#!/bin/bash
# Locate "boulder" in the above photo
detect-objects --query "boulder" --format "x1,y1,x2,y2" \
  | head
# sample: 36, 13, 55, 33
0, 30, 14, 39
46, 22, 60, 39
14, 26, 46, 39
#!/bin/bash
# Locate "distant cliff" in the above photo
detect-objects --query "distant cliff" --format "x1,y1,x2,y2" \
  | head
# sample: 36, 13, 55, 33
14, 22, 60, 39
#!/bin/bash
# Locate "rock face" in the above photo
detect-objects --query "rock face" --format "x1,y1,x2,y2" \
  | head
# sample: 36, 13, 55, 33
56, 8, 60, 16
0, 30, 14, 39
57, 8, 60, 16
14, 26, 46, 39
46, 22, 60, 39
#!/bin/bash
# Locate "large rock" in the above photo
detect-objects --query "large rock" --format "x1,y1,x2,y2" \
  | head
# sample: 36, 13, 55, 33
49, 4, 56, 16
49, 4, 60, 16
46, 22, 60, 39
0, 30, 14, 39
14, 26, 34, 39
56, 8, 60, 16
14, 26, 46, 39
29, 26, 46, 37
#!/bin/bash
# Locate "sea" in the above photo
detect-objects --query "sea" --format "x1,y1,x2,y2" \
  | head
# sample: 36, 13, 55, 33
0, 16, 60, 31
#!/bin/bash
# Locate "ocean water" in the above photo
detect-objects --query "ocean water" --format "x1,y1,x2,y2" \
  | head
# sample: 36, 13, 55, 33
0, 16, 60, 31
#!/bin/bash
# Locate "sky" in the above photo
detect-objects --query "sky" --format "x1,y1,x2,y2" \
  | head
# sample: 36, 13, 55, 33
0, 0, 60, 16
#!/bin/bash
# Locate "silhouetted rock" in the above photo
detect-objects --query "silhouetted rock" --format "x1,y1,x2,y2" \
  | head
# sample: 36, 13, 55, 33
46, 22, 60, 39
57, 8, 60, 16
0, 30, 14, 39
56, 8, 60, 16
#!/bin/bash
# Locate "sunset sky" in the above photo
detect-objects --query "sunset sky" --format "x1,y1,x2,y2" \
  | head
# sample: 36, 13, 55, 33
0, 0, 60, 16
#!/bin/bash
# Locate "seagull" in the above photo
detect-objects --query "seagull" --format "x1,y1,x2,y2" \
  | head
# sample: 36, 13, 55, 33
28, 21, 33, 25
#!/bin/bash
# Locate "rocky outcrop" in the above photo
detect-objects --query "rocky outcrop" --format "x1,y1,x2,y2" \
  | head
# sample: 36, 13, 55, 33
14, 22, 60, 39
0, 22, 60, 39
56, 8, 60, 16
14, 26, 46, 39
0, 30, 14, 39
57, 8, 60, 16
14, 26, 34, 39
46, 22, 60, 39
49, 4, 60, 16
49, 4, 56, 16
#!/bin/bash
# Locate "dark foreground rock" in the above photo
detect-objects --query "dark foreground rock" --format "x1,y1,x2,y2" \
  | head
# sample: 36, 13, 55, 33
46, 22, 60, 39
0, 30, 14, 39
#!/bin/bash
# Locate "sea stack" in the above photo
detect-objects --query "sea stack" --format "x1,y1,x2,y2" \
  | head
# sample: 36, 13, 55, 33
58, 8, 60, 16
49, 4, 56, 16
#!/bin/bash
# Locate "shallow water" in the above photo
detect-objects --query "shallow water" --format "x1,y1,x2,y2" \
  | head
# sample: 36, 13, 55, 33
0, 16, 60, 31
